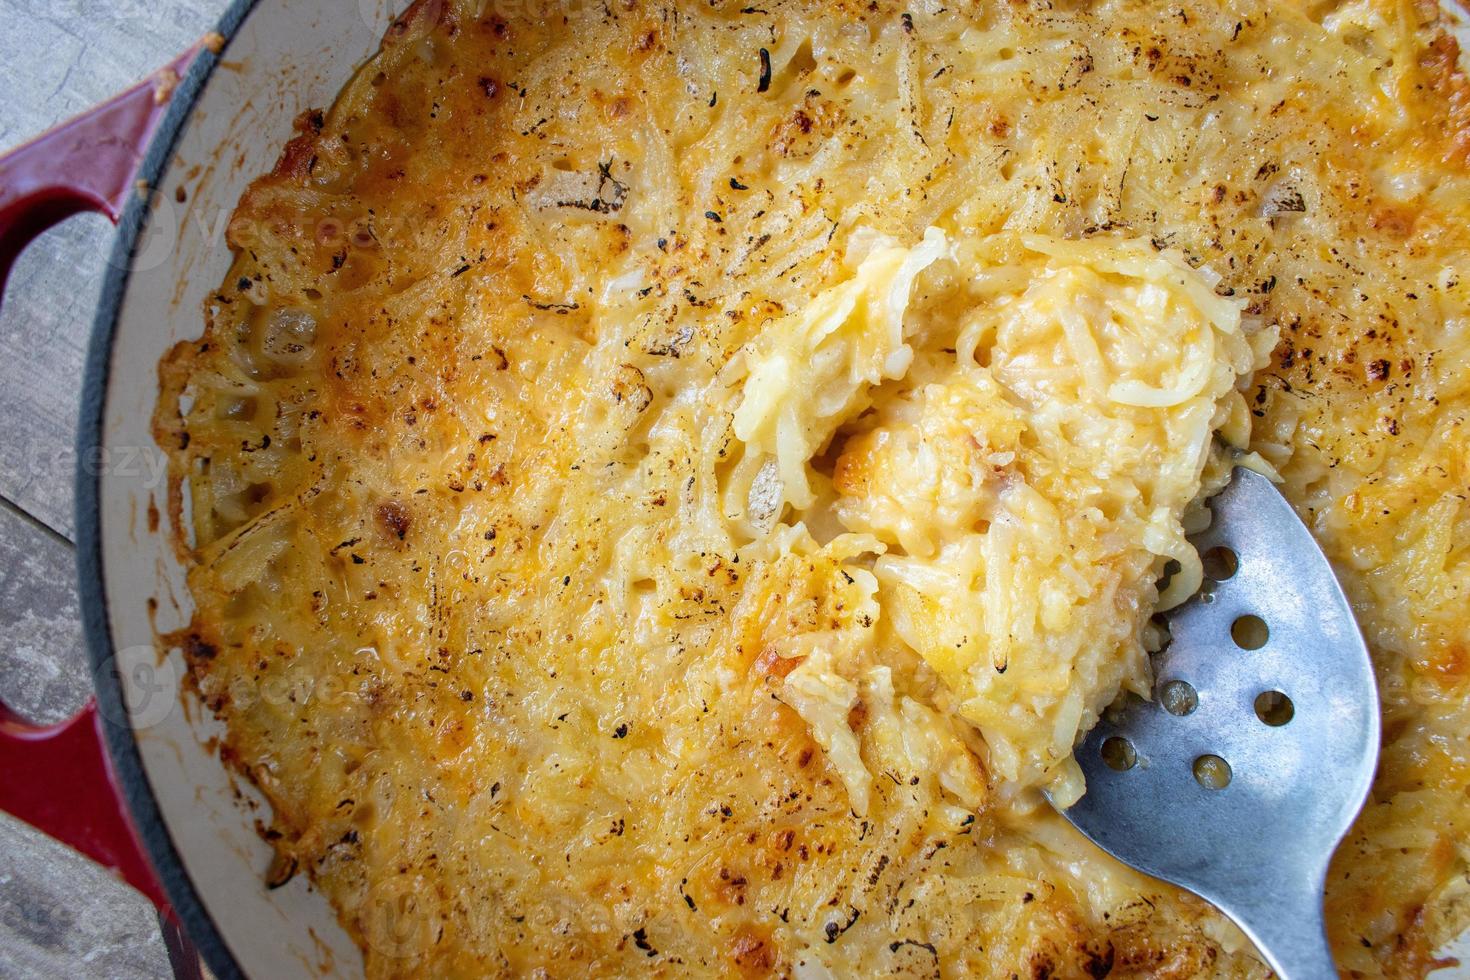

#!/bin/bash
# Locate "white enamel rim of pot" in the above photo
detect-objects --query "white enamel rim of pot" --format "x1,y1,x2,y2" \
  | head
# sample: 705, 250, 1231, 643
73, 1, 1470, 978
79, 3, 400, 977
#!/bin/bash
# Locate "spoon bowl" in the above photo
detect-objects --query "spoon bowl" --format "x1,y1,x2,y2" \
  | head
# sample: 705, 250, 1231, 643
1058, 467, 1380, 980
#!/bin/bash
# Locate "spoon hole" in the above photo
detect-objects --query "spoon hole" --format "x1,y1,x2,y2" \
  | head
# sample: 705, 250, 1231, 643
1193, 754, 1232, 790
1160, 679, 1198, 716
1202, 546, 1238, 581
1101, 736, 1137, 772
1254, 690, 1294, 726
1231, 614, 1269, 650
1156, 559, 1182, 593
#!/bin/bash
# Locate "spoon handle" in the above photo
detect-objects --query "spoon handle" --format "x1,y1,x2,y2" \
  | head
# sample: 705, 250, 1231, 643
1219, 882, 1338, 980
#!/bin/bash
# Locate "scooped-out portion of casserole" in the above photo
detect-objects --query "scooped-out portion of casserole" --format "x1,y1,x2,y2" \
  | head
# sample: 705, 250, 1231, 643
156, 0, 1470, 976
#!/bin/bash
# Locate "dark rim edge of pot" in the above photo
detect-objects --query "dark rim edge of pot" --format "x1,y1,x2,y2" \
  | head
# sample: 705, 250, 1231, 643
77, 2, 262, 978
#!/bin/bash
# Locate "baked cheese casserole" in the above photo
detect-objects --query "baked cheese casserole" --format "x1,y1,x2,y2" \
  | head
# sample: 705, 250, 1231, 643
156, 0, 1470, 975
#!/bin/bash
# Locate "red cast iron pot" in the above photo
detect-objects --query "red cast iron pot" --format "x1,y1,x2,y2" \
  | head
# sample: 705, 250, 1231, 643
3, 3, 1470, 979
0, 3, 411, 976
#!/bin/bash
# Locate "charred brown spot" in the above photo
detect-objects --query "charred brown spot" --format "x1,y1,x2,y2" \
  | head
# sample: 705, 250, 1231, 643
186, 633, 219, 661
1083, 941, 1116, 978
730, 929, 776, 972
378, 501, 411, 541
1108, 921, 1217, 976
715, 866, 749, 906
478, 76, 500, 98
770, 97, 842, 158
273, 109, 327, 180
265, 850, 299, 889
610, 365, 653, 412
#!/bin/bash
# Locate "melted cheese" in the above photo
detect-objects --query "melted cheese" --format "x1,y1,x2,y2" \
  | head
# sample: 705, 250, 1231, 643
155, 0, 1470, 976
731, 227, 950, 511
730, 231, 1273, 803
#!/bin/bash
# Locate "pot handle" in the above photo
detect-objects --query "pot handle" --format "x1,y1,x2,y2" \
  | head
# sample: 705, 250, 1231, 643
0, 701, 169, 909
0, 44, 209, 914
0, 44, 202, 300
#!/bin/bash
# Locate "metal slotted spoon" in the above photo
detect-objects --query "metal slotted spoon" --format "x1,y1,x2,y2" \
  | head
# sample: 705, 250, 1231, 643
1059, 467, 1380, 980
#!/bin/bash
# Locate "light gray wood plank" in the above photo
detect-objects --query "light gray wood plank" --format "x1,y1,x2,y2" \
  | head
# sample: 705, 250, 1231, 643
0, 2, 228, 141
0, 0, 233, 540
0, 219, 113, 541
0, 499, 89, 726
0, 814, 170, 980
0, 3, 234, 973
0, 501, 168, 978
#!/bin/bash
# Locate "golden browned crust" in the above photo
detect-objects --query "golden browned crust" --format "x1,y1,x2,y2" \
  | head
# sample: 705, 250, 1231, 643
156, 1, 1470, 976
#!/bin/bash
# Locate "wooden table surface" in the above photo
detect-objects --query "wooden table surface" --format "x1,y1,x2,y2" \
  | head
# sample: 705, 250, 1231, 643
0, 1, 233, 975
